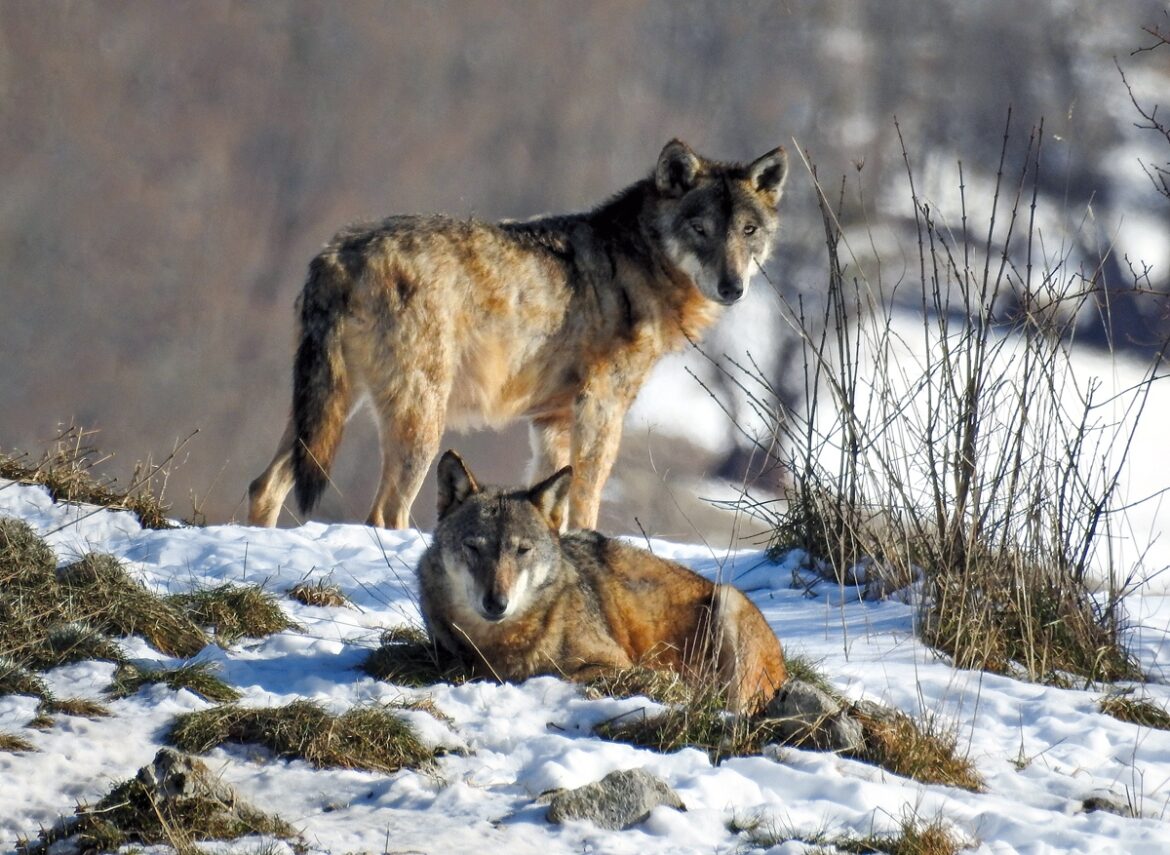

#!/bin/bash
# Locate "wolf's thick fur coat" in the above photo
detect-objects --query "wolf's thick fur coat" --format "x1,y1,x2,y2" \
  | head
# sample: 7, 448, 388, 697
416, 451, 787, 715
248, 139, 788, 529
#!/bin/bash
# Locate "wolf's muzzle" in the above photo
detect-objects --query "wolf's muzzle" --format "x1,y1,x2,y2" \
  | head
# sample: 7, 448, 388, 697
482, 592, 508, 620
717, 277, 744, 304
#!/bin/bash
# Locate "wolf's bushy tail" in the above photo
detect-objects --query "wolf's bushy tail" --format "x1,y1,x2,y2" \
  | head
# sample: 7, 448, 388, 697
292, 254, 353, 513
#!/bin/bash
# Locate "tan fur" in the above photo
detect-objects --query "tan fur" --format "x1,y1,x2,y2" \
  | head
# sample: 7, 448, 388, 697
249, 140, 788, 529
417, 451, 787, 715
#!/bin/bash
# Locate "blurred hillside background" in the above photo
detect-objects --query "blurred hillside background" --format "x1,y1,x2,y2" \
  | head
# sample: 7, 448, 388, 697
2, 1, 1167, 540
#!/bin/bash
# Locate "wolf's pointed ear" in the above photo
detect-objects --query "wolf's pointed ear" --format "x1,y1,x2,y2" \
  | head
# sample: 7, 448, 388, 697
749, 146, 788, 206
436, 450, 480, 519
528, 466, 572, 531
656, 139, 702, 197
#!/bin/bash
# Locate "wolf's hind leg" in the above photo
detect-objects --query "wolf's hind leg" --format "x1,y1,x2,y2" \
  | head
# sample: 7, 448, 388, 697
710, 585, 786, 715
248, 418, 297, 527
367, 387, 446, 529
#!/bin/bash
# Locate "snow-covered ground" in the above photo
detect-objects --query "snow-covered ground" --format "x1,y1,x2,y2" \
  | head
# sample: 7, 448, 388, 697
3, 479, 1170, 854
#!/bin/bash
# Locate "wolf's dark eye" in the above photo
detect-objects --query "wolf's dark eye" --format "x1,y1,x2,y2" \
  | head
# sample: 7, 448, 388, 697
462, 538, 482, 555
516, 543, 532, 556
689, 219, 707, 237
743, 223, 758, 236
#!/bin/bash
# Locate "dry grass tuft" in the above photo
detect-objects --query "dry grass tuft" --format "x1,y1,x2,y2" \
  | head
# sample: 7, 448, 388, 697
876, 816, 969, 855
288, 578, 351, 608
1099, 691, 1170, 730
107, 661, 242, 703
168, 699, 441, 774
168, 584, 297, 644
0, 732, 35, 752
0, 517, 56, 576
0, 425, 175, 529
730, 809, 968, 855
0, 534, 210, 669
582, 664, 695, 706
0, 519, 60, 666
362, 624, 473, 687
592, 660, 983, 792
37, 623, 124, 667
22, 754, 300, 855
58, 553, 210, 658
39, 696, 111, 718
852, 709, 983, 792
921, 549, 1141, 686
596, 700, 738, 762
0, 658, 51, 701
0, 522, 220, 743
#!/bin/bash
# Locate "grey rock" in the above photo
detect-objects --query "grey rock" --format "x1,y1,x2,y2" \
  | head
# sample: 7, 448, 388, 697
856, 557, 926, 602
543, 767, 685, 830
851, 698, 900, 724
24, 749, 267, 855
766, 680, 842, 720
1082, 790, 1136, 818
763, 680, 866, 754
137, 746, 236, 806
823, 713, 866, 754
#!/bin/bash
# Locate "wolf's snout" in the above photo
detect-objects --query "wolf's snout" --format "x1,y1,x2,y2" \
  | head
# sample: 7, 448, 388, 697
718, 277, 744, 303
482, 592, 508, 620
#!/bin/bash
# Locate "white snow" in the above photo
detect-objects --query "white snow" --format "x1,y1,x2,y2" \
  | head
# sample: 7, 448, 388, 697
3, 480, 1170, 854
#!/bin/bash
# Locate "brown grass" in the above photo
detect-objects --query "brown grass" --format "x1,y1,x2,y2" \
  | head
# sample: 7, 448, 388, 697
0, 424, 175, 530
593, 663, 983, 791
921, 550, 1141, 686
0, 658, 51, 701
37, 623, 125, 667
167, 699, 442, 774
731, 809, 968, 855
0, 732, 35, 752
581, 663, 696, 707
106, 661, 242, 703
0, 530, 210, 670
168, 583, 297, 644
288, 578, 351, 608
852, 709, 983, 792
22, 763, 300, 855
1100, 691, 1170, 730
362, 624, 474, 687
58, 553, 210, 657
39, 697, 111, 718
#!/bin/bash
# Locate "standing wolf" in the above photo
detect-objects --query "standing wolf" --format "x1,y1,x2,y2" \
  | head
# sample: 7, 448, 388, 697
417, 451, 787, 715
248, 139, 789, 529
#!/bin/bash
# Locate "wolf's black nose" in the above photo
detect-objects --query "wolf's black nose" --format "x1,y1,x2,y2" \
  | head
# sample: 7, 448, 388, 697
482, 593, 508, 619
718, 278, 744, 303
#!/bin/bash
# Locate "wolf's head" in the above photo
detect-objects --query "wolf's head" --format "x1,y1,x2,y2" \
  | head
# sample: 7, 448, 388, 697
653, 139, 788, 306
429, 450, 571, 623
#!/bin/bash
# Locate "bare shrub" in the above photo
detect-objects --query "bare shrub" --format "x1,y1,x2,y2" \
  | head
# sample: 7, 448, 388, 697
727, 115, 1164, 685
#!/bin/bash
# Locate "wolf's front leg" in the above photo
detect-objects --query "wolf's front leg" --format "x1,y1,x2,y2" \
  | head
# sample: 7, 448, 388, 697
569, 388, 628, 530
527, 414, 572, 485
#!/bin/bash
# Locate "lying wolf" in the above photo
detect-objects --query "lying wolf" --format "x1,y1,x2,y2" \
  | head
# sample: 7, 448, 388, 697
248, 139, 789, 529
416, 451, 787, 715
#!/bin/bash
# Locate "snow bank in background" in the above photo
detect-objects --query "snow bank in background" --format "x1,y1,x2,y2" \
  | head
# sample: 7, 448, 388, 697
807, 310, 1169, 590
630, 297, 1168, 590
626, 285, 783, 456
